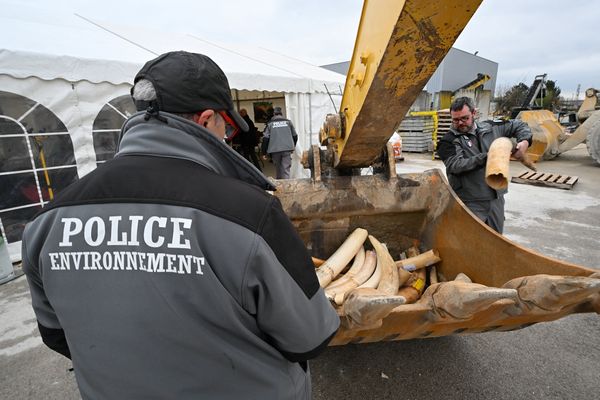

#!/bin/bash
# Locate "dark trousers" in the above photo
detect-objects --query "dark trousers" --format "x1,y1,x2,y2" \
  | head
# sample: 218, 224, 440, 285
241, 145, 262, 171
464, 196, 505, 234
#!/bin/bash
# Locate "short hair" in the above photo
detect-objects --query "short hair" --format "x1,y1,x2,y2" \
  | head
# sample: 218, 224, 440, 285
131, 79, 195, 120
450, 97, 475, 113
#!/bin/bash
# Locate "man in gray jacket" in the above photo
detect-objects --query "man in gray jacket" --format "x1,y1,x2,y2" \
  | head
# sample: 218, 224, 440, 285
262, 106, 298, 179
437, 97, 532, 233
22, 51, 339, 400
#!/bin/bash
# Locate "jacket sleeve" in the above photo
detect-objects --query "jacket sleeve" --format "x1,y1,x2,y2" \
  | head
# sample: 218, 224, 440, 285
21, 234, 71, 359
242, 197, 339, 362
501, 120, 533, 146
261, 124, 271, 154
290, 121, 298, 146
437, 135, 487, 175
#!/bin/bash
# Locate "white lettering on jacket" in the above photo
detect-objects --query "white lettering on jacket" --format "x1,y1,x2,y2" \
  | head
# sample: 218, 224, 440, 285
58, 216, 192, 249
271, 121, 288, 128
52, 215, 203, 276
48, 251, 205, 275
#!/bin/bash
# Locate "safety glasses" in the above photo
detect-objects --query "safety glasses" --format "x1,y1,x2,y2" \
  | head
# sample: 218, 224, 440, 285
218, 111, 240, 140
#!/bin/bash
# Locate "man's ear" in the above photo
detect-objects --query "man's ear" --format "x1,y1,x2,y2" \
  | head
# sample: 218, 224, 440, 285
193, 110, 215, 127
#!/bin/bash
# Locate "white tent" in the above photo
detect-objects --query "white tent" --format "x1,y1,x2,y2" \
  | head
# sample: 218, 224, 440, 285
0, 14, 345, 262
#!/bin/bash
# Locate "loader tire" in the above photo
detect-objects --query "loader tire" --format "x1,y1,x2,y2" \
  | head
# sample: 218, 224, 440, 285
587, 117, 600, 166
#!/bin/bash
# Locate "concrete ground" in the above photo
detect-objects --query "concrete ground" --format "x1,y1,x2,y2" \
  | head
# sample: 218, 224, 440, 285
1, 144, 598, 399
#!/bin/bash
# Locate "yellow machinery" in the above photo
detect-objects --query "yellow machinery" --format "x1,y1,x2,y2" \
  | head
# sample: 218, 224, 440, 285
438, 73, 491, 109
453, 73, 491, 95
275, 0, 599, 344
522, 87, 600, 164
319, 0, 483, 170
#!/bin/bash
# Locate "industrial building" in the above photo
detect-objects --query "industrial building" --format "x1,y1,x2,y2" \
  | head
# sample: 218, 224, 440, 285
323, 47, 499, 118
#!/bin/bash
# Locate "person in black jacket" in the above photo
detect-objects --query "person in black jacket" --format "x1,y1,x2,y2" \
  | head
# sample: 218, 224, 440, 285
238, 108, 262, 171
437, 97, 532, 233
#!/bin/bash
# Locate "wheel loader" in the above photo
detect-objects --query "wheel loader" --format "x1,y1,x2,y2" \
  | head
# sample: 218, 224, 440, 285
272, 0, 600, 345
522, 87, 600, 165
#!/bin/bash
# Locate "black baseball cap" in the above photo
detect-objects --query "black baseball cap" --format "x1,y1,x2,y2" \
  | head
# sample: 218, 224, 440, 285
133, 51, 248, 132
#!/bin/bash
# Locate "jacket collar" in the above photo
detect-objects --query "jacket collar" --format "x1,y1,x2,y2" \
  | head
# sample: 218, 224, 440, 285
116, 111, 276, 191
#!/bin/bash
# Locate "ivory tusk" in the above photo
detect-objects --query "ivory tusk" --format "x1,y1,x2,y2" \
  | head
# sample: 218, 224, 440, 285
397, 247, 427, 303
369, 235, 401, 295
485, 137, 513, 190
316, 228, 368, 287
358, 251, 382, 289
326, 247, 366, 290
429, 265, 439, 285
327, 250, 377, 306
342, 287, 406, 329
395, 250, 441, 271
503, 274, 600, 312
397, 273, 426, 304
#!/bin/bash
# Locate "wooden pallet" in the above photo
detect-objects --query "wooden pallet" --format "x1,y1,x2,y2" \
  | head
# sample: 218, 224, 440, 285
433, 110, 452, 159
511, 171, 579, 190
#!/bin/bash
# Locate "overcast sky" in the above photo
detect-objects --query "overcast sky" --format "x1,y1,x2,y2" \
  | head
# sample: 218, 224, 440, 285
3, 0, 598, 98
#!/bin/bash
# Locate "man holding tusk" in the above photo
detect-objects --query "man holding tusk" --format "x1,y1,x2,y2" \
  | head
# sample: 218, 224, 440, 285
437, 96, 532, 233
21, 51, 339, 400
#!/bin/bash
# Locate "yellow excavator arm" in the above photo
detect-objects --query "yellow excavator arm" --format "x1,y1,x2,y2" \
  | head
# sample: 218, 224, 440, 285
321, 0, 483, 169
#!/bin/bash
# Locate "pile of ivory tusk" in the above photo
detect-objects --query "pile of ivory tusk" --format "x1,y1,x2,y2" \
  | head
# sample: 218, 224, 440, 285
313, 228, 600, 330
314, 228, 442, 307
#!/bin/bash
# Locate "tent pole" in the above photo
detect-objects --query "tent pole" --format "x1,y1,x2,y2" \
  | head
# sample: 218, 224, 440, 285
308, 93, 313, 148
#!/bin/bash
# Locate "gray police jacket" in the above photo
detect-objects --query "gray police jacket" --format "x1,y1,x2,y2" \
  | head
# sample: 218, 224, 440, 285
262, 115, 298, 154
22, 112, 339, 400
437, 119, 532, 202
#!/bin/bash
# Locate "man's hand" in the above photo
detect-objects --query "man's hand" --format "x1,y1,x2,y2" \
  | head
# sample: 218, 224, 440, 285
262, 155, 268, 161
512, 140, 529, 160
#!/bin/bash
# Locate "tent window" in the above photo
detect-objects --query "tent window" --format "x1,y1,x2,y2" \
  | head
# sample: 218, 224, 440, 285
93, 95, 136, 164
0, 91, 77, 246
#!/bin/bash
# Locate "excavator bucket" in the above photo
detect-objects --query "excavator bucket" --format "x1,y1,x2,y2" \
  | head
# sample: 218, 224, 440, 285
279, 0, 599, 345
273, 167, 599, 345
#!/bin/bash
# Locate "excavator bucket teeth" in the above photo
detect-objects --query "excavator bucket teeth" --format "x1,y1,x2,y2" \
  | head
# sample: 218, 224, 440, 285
503, 275, 600, 313
342, 288, 406, 330
273, 170, 598, 344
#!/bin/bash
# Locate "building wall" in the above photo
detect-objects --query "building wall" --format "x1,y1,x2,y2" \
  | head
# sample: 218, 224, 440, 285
425, 48, 498, 96
321, 47, 499, 111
